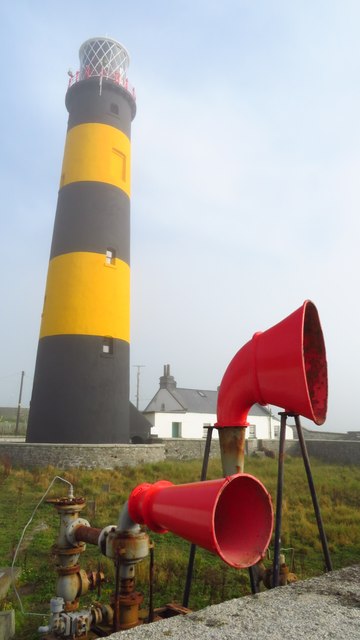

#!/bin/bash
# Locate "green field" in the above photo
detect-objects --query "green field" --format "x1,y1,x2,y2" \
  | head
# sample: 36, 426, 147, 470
0, 456, 359, 639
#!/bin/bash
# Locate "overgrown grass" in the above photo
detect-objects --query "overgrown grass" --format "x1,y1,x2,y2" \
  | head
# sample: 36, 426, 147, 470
0, 456, 359, 639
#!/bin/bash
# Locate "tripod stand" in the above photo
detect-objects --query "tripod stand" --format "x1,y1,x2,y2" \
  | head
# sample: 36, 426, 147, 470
182, 414, 332, 606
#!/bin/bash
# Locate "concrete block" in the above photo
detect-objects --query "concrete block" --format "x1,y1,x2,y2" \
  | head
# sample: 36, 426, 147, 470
0, 568, 20, 601
0, 610, 15, 640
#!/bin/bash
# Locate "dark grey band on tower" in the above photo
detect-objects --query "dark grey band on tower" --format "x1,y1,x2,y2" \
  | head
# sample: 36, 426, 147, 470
50, 182, 130, 263
66, 77, 136, 135
27, 335, 130, 444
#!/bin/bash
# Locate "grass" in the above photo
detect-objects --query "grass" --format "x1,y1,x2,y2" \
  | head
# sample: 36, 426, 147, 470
0, 456, 359, 639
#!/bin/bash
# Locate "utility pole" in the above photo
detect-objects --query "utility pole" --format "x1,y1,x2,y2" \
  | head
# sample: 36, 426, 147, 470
15, 370, 25, 436
133, 365, 145, 410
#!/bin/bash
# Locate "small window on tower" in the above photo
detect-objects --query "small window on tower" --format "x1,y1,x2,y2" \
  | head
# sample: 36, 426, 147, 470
105, 248, 116, 265
110, 103, 119, 115
112, 148, 126, 182
102, 337, 114, 355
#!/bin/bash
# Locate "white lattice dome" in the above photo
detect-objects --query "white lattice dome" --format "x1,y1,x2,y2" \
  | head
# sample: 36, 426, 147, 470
79, 37, 130, 81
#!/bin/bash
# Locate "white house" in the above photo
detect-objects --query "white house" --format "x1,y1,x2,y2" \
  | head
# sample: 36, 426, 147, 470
143, 365, 294, 440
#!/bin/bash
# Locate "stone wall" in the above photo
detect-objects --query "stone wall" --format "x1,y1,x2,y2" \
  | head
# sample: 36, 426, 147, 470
302, 439, 360, 465
0, 438, 359, 470
0, 439, 221, 470
0, 443, 165, 469
258, 438, 360, 464
164, 438, 221, 460
257, 439, 300, 455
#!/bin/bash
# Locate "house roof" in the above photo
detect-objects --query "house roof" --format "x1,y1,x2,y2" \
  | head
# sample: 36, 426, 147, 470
144, 384, 273, 418
143, 366, 279, 419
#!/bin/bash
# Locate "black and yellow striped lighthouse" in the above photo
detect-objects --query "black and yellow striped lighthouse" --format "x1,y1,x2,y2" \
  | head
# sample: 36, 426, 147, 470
27, 37, 136, 443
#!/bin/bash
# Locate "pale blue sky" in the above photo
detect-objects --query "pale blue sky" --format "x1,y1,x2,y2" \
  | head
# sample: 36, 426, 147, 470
0, 1, 359, 431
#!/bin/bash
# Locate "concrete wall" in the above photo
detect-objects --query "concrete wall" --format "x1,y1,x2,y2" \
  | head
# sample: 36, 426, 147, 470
106, 565, 360, 640
0, 610, 15, 640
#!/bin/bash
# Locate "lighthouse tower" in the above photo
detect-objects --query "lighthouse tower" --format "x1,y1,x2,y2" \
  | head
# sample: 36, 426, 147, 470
27, 38, 136, 443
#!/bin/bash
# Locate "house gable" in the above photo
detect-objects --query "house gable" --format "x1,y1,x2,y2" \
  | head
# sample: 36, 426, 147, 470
144, 388, 185, 413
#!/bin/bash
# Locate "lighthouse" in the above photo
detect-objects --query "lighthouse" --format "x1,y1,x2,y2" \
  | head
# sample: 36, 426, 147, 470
27, 37, 138, 444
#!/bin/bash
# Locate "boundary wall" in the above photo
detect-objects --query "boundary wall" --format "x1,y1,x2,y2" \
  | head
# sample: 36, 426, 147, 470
0, 443, 164, 469
106, 565, 360, 640
258, 438, 360, 465
0, 439, 359, 469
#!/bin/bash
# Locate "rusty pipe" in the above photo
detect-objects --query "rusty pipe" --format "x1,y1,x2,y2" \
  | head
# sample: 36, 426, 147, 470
74, 525, 102, 546
218, 426, 247, 476
118, 501, 141, 534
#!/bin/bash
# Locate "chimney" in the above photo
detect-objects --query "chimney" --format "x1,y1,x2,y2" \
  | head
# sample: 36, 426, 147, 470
160, 364, 177, 390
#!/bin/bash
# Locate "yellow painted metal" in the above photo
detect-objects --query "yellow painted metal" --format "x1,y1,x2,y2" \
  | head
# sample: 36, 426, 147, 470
40, 252, 130, 341
60, 123, 131, 196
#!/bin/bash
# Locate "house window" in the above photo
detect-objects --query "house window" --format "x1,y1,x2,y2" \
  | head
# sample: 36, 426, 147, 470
248, 425, 256, 439
274, 424, 280, 438
172, 422, 182, 438
161, 403, 165, 411
105, 248, 116, 265
110, 102, 119, 115
102, 337, 113, 355
202, 423, 211, 438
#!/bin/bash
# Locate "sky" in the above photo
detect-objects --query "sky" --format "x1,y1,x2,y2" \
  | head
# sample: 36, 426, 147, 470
0, 0, 359, 432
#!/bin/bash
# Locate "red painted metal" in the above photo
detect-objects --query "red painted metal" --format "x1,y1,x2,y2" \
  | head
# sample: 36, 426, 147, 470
216, 300, 328, 428
128, 474, 273, 569
67, 67, 136, 99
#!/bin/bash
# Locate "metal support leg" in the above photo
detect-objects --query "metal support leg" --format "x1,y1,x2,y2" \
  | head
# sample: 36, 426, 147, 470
272, 413, 287, 588
295, 415, 333, 571
182, 426, 213, 607
248, 565, 258, 594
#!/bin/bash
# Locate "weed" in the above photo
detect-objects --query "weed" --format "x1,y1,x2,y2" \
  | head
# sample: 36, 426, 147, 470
0, 457, 359, 640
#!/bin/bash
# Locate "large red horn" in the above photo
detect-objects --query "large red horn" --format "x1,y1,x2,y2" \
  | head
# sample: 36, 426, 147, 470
217, 300, 328, 427
128, 474, 273, 569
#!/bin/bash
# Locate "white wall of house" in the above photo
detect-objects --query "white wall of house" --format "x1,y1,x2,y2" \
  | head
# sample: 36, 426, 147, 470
146, 411, 217, 439
145, 411, 293, 440
247, 415, 293, 440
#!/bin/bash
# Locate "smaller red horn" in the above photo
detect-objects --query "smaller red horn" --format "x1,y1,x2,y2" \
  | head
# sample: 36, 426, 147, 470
128, 474, 273, 569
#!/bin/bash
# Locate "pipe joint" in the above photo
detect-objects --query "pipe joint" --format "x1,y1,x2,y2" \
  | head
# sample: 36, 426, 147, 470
66, 518, 90, 546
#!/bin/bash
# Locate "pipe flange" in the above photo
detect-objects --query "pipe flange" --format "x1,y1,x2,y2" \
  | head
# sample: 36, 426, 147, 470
53, 544, 85, 556
64, 599, 80, 612
50, 596, 64, 613
66, 518, 90, 546
98, 525, 117, 555
56, 563, 81, 576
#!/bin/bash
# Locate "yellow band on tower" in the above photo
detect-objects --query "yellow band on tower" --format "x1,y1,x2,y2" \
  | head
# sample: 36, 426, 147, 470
60, 123, 131, 196
40, 252, 130, 341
